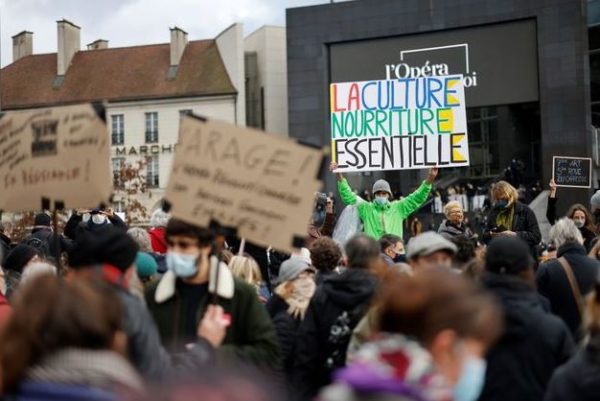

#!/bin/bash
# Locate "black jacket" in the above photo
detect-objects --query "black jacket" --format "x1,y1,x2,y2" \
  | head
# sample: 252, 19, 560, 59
479, 274, 575, 401
545, 336, 600, 401
116, 286, 214, 380
292, 268, 377, 400
0, 233, 10, 264
536, 242, 600, 338
546, 197, 597, 252
437, 219, 474, 240
267, 294, 302, 381
483, 202, 541, 256
25, 228, 73, 260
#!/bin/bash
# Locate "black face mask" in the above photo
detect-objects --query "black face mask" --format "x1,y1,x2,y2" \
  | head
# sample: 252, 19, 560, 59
393, 254, 407, 264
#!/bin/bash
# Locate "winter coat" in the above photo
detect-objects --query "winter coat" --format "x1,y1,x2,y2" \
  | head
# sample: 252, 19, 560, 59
483, 202, 541, 257
148, 227, 167, 254
536, 242, 600, 339
145, 260, 280, 370
0, 292, 12, 331
545, 336, 600, 401
115, 285, 214, 379
337, 178, 432, 239
266, 294, 302, 381
9, 348, 144, 401
319, 334, 453, 401
306, 212, 336, 248
546, 197, 597, 252
437, 219, 474, 240
479, 273, 575, 401
24, 228, 73, 260
292, 268, 377, 400
0, 232, 10, 264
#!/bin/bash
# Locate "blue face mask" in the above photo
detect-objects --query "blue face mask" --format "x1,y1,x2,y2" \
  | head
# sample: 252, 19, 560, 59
374, 196, 389, 206
166, 252, 199, 278
495, 200, 508, 209
453, 355, 487, 401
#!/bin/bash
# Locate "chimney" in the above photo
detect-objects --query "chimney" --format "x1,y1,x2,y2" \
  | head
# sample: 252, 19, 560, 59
170, 27, 188, 66
87, 39, 108, 50
57, 19, 81, 76
12, 31, 33, 62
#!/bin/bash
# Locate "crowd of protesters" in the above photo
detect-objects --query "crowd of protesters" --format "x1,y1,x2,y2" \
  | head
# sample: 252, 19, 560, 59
1, 162, 600, 401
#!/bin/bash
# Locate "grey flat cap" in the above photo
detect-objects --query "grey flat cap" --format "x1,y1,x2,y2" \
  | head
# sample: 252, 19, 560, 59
276, 256, 315, 284
406, 231, 458, 260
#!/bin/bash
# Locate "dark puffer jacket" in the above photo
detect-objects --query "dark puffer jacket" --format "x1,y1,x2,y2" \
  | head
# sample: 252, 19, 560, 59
545, 336, 600, 401
292, 268, 377, 401
479, 273, 575, 401
536, 242, 600, 339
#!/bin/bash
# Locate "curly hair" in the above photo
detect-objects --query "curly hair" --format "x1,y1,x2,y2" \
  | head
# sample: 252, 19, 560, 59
309, 237, 342, 273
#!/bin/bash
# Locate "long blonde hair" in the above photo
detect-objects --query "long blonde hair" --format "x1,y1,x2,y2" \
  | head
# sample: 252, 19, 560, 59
228, 255, 262, 287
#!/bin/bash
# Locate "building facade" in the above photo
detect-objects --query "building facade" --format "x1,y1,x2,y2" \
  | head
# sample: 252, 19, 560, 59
287, 0, 595, 211
1, 20, 287, 219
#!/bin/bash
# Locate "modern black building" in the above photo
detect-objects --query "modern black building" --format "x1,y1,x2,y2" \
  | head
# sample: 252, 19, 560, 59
287, 0, 599, 210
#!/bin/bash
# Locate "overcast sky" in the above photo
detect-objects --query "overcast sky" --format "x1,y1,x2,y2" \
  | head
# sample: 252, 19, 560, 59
0, 0, 340, 67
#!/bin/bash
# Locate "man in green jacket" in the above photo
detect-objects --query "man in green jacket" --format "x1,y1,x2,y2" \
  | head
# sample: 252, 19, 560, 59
145, 218, 280, 370
331, 162, 438, 239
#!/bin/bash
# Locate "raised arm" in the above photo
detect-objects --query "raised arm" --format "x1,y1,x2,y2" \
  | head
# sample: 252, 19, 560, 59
395, 168, 437, 216
546, 179, 558, 225
331, 162, 358, 206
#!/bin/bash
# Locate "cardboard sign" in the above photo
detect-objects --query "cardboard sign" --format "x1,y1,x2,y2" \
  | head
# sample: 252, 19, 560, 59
330, 75, 469, 172
552, 156, 592, 188
165, 115, 323, 253
0, 103, 112, 212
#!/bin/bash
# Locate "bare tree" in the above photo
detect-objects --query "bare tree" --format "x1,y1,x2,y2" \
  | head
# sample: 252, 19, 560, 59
113, 158, 151, 224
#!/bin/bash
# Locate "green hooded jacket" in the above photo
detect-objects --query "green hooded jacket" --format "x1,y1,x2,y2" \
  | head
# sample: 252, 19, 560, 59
337, 178, 432, 239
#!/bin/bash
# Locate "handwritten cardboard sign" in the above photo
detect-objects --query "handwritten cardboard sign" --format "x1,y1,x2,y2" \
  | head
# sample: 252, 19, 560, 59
165, 115, 323, 253
0, 103, 112, 212
330, 75, 469, 172
552, 156, 592, 188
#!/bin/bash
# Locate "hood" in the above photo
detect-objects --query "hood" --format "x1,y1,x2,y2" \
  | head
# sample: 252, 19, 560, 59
333, 334, 452, 401
482, 273, 546, 339
321, 268, 377, 309
557, 241, 587, 258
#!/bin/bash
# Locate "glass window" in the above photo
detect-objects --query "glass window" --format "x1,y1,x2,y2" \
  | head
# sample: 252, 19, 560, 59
111, 157, 125, 188
146, 155, 159, 188
145, 112, 159, 143
179, 109, 192, 117
111, 115, 124, 145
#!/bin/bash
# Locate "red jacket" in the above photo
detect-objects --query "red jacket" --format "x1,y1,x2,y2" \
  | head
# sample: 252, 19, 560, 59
149, 227, 167, 254
0, 292, 12, 330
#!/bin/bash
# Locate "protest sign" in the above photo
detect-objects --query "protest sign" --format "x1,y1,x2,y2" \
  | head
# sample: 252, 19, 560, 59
330, 75, 469, 172
0, 103, 112, 212
552, 156, 592, 188
165, 115, 323, 253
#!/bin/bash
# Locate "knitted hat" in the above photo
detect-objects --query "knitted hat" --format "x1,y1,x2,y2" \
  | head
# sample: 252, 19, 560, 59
372, 179, 392, 197
276, 256, 315, 284
406, 232, 457, 260
69, 226, 139, 272
34, 213, 52, 227
485, 236, 533, 275
591, 190, 600, 214
4, 244, 40, 273
135, 252, 158, 279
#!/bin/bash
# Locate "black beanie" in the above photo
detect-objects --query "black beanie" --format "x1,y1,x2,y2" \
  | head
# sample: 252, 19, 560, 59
4, 244, 40, 273
69, 226, 139, 272
485, 236, 533, 275
34, 213, 52, 227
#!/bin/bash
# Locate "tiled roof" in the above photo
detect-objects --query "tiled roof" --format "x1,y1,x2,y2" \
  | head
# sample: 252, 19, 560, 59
0, 39, 236, 109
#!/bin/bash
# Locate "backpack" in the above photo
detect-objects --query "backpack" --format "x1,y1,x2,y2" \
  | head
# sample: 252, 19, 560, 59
22, 232, 51, 258
324, 300, 369, 372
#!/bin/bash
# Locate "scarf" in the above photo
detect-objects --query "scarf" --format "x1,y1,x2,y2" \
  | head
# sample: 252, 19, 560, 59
495, 204, 515, 231
26, 348, 144, 393
275, 275, 316, 319
333, 334, 453, 401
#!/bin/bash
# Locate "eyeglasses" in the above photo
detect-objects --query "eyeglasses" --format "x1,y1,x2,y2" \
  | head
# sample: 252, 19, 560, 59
166, 239, 198, 250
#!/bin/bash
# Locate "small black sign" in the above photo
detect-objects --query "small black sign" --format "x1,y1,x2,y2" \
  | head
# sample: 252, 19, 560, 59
552, 156, 592, 188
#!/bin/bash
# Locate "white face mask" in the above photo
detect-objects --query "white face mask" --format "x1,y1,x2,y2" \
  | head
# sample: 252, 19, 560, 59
573, 218, 585, 229
91, 214, 107, 225
166, 252, 199, 278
